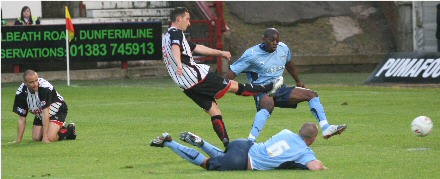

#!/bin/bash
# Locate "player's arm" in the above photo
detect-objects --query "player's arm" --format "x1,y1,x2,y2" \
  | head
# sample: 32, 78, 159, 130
193, 45, 231, 60
40, 107, 51, 143
306, 160, 328, 170
12, 86, 28, 143
223, 49, 253, 80
285, 60, 305, 88
39, 88, 55, 143
15, 116, 26, 143
171, 45, 183, 76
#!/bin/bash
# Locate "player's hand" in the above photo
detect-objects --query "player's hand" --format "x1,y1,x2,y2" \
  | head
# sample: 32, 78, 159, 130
220, 51, 231, 60
296, 82, 305, 88
176, 67, 183, 76
30, 108, 42, 114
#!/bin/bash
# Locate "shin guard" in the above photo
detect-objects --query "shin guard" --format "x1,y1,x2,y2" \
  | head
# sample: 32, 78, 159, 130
211, 115, 229, 147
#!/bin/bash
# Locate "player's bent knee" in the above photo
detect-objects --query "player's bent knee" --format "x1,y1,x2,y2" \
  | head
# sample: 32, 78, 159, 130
302, 90, 318, 101
32, 136, 42, 141
312, 90, 318, 97
47, 134, 59, 142
307, 90, 318, 98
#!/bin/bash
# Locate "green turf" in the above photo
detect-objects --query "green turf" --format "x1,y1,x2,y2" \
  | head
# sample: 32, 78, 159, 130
2, 73, 439, 178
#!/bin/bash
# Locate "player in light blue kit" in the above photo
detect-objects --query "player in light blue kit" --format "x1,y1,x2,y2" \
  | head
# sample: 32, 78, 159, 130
224, 28, 347, 141
150, 123, 327, 171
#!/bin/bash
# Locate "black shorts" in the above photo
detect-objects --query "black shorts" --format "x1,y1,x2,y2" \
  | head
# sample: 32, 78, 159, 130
184, 72, 231, 111
207, 139, 254, 171
33, 102, 68, 127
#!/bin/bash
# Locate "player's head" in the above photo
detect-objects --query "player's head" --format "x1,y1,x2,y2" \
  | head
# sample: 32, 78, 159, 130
20, 6, 31, 19
262, 28, 280, 53
23, 69, 39, 93
299, 123, 318, 146
170, 7, 191, 31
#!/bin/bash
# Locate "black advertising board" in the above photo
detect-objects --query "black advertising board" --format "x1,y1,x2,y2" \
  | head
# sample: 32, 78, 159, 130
365, 52, 440, 84
1, 22, 162, 64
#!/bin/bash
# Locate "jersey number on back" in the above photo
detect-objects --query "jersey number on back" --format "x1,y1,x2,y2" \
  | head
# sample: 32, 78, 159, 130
266, 140, 290, 157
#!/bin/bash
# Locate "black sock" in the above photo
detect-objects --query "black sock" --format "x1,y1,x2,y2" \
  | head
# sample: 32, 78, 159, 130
66, 124, 77, 140
236, 83, 272, 96
211, 115, 229, 147
58, 127, 68, 141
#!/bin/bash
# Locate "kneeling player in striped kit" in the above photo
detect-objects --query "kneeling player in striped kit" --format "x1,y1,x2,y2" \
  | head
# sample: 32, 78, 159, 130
12, 70, 76, 143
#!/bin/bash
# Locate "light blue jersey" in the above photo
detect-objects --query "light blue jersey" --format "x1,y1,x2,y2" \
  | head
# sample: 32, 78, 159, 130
230, 42, 292, 85
248, 129, 316, 170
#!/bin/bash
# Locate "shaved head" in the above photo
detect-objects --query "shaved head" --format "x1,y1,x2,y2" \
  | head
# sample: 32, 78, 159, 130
299, 123, 318, 141
263, 28, 279, 38
23, 69, 37, 81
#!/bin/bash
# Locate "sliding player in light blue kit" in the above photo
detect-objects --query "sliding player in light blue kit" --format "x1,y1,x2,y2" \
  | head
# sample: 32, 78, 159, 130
224, 28, 347, 141
150, 123, 327, 171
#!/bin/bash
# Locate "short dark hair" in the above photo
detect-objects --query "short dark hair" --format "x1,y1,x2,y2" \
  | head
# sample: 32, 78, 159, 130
23, 69, 37, 81
170, 7, 189, 22
263, 28, 279, 38
299, 123, 318, 141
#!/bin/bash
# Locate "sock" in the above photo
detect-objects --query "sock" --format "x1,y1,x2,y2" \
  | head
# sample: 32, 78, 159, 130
57, 127, 68, 141
211, 115, 229, 147
164, 141, 206, 166
199, 140, 224, 158
248, 109, 271, 141
236, 83, 273, 96
66, 125, 77, 140
308, 97, 330, 130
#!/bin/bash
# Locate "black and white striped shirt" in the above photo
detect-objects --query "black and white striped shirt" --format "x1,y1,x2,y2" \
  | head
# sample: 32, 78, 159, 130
162, 27, 210, 89
13, 78, 65, 119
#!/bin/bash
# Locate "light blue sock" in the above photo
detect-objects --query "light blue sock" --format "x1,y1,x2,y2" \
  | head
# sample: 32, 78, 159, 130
308, 97, 330, 130
248, 109, 270, 141
199, 140, 224, 158
164, 141, 206, 166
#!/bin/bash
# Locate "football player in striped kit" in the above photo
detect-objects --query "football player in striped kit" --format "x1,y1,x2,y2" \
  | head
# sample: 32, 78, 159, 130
12, 70, 76, 143
162, 7, 283, 147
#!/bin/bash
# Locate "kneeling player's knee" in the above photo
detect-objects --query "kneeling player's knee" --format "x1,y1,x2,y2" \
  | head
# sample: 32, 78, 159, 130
32, 136, 42, 141
47, 133, 59, 142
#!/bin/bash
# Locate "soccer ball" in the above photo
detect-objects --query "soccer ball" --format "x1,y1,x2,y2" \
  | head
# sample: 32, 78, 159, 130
411, 116, 433, 137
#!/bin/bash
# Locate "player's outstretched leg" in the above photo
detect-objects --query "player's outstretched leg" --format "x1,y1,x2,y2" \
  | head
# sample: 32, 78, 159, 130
322, 124, 347, 139
180, 131, 204, 146
211, 115, 229, 147
235, 76, 283, 96
248, 109, 271, 142
180, 131, 224, 157
308, 96, 347, 139
150, 132, 206, 166
150, 132, 173, 147
267, 76, 284, 97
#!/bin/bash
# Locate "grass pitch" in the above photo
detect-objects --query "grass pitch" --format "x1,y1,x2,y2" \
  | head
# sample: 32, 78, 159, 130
1, 73, 439, 178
